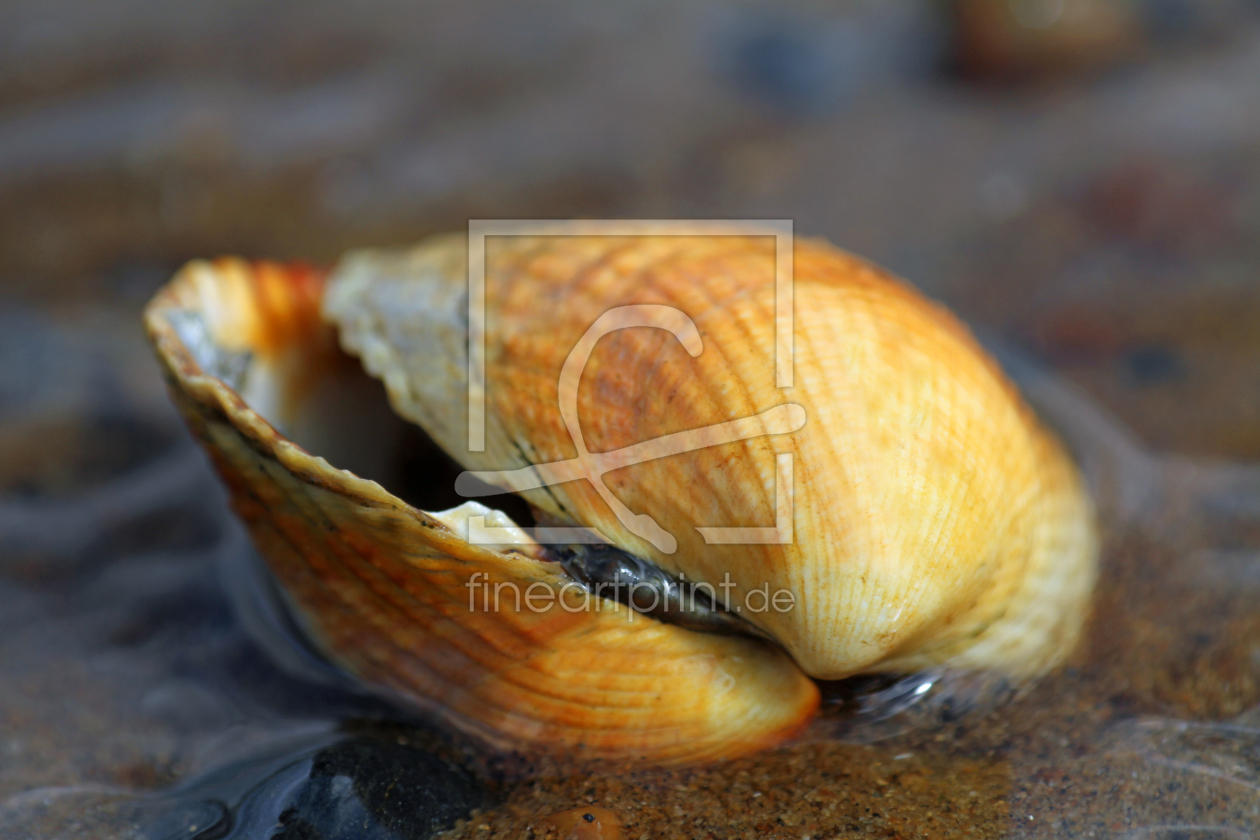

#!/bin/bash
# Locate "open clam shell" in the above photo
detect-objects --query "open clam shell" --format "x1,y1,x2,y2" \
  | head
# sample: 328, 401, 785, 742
144, 258, 820, 766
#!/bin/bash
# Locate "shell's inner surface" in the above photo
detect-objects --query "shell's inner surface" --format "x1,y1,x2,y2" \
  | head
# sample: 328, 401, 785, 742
144, 257, 820, 766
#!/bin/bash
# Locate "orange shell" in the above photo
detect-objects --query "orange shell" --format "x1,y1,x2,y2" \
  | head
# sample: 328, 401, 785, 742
328, 233, 1097, 681
144, 257, 820, 766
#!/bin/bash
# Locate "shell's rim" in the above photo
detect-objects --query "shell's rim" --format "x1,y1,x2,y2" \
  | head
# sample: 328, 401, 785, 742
142, 258, 549, 573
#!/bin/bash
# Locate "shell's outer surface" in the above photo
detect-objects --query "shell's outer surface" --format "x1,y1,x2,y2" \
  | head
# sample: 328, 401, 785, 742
328, 233, 1098, 682
145, 257, 820, 766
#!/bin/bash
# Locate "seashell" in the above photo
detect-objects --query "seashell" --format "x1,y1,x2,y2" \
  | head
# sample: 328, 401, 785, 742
144, 231, 1097, 765
145, 256, 817, 766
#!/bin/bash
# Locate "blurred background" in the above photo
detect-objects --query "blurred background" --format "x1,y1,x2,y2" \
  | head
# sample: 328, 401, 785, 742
3, 0, 1260, 457
3, 1, 1260, 837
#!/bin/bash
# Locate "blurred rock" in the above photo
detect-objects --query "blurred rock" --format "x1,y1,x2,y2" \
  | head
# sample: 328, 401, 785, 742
717, 11, 864, 116
952, 0, 1143, 78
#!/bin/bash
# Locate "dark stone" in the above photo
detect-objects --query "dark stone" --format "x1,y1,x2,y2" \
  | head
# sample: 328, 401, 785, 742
270, 736, 491, 840
143, 730, 492, 840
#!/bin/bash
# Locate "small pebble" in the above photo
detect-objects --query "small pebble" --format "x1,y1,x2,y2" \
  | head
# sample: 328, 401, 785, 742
532, 806, 622, 840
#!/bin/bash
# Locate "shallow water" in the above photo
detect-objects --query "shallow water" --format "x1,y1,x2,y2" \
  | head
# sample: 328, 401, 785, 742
0, 303, 1258, 839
